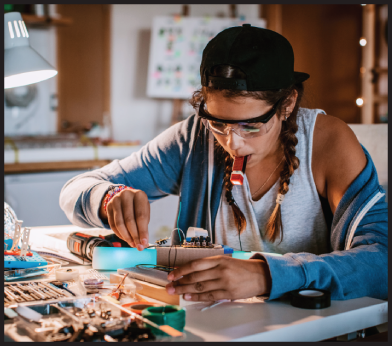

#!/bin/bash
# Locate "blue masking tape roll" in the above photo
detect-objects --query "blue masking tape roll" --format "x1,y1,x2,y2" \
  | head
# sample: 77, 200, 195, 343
92, 247, 157, 270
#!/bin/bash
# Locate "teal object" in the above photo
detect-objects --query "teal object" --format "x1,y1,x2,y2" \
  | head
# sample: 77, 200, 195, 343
232, 251, 254, 260
92, 247, 156, 270
232, 251, 283, 260
142, 305, 186, 336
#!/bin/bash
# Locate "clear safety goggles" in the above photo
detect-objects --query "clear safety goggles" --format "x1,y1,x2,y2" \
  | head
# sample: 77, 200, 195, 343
198, 99, 281, 139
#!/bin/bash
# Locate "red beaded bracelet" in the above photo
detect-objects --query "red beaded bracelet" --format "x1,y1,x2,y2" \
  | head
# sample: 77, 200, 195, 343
103, 185, 135, 213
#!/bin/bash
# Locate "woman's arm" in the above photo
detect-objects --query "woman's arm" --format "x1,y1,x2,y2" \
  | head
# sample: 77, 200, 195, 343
59, 116, 196, 231
312, 113, 367, 213
252, 115, 388, 300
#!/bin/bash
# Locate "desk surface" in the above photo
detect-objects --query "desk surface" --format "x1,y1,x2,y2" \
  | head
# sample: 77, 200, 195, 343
12, 224, 389, 341
93, 266, 387, 342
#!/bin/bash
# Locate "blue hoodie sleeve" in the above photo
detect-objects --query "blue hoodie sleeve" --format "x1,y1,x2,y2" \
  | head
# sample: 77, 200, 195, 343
59, 116, 198, 228
251, 148, 388, 301
252, 192, 388, 300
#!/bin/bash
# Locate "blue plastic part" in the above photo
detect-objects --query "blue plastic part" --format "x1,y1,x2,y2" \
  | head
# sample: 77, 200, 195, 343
4, 251, 48, 269
4, 238, 13, 250
92, 247, 157, 270
222, 245, 234, 254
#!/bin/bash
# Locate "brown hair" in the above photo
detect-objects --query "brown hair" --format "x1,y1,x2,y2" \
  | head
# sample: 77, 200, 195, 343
190, 65, 304, 243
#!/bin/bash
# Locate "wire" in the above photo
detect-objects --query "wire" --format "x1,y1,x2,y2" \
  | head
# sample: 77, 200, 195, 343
177, 199, 182, 241
172, 228, 185, 245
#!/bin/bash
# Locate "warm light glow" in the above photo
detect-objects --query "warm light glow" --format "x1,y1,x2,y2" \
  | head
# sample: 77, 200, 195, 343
13, 20, 21, 37
360, 67, 366, 73
22, 21, 29, 38
356, 98, 364, 106
4, 70, 58, 89
359, 38, 367, 46
18, 20, 26, 37
8, 22, 14, 39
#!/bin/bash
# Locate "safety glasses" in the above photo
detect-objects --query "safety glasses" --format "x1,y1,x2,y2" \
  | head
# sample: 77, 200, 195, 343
198, 99, 281, 139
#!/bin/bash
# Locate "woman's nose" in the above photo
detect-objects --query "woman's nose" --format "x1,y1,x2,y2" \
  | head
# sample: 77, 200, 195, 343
227, 129, 244, 150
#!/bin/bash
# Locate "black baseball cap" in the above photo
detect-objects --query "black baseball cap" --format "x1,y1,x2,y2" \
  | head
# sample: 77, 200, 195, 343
200, 24, 309, 91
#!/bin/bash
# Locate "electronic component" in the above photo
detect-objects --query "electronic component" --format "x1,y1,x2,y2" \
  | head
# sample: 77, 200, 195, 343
4, 281, 74, 306
230, 155, 248, 185
4, 264, 60, 281
186, 227, 208, 240
4, 297, 159, 342
182, 236, 214, 248
155, 236, 170, 246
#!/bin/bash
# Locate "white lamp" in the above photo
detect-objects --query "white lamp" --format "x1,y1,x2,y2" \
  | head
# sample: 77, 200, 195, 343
4, 12, 58, 89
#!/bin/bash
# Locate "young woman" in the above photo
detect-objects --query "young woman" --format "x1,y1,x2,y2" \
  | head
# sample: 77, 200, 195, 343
60, 25, 387, 302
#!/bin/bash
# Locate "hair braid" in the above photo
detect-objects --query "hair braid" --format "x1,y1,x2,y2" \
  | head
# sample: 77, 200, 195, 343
222, 151, 247, 234
265, 109, 300, 243
191, 64, 305, 242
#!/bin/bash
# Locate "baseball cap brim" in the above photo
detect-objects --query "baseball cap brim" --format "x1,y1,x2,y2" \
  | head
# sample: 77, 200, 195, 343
293, 71, 310, 84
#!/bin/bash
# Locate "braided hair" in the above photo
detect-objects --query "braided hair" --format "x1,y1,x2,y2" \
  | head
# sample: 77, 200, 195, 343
190, 65, 304, 242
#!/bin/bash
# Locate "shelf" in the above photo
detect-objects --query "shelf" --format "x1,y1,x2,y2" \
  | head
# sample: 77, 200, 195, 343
4, 160, 111, 174
21, 13, 73, 27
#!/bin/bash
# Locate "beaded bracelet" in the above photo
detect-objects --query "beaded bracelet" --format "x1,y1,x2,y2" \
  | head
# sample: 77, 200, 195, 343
103, 185, 135, 213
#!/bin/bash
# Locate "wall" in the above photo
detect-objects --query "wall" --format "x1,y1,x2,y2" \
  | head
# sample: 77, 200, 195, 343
281, 4, 362, 123
110, 4, 260, 144
4, 26, 58, 135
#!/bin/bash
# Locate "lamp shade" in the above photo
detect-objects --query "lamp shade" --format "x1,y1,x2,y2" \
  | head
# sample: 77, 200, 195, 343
4, 12, 58, 89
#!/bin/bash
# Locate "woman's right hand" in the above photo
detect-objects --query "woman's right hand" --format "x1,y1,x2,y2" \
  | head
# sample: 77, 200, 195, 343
99, 188, 150, 251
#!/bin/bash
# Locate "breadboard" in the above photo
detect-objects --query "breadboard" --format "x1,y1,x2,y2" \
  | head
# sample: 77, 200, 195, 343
156, 246, 231, 267
4, 251, 48, 269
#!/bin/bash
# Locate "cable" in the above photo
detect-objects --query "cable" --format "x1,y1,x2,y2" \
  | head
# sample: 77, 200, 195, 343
176, 193, 182, 243
172, 228, 185, 245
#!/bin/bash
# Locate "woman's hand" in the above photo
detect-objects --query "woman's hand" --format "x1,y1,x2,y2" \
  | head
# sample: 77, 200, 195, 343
165, 256, 272, 301
99, 188, 150, 251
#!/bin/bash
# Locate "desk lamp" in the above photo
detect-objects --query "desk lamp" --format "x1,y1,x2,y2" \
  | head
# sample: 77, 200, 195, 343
4, 12, 57, 89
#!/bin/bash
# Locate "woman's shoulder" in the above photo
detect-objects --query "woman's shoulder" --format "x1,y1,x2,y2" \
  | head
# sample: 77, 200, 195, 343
313, 113, 361, 155
311, 113, 367, 205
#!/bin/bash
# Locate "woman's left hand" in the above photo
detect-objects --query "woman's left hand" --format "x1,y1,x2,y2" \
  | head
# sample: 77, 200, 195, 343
165, 256, 271, 301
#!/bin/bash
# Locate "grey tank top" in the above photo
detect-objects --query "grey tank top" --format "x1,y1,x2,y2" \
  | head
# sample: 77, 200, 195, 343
214, 108, 330, 255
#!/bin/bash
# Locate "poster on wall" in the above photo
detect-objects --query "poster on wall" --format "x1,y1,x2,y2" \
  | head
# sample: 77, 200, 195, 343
146, 16, 266, 99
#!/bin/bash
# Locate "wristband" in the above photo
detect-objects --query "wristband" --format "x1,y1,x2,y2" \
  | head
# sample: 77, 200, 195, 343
103, 185, 135, 213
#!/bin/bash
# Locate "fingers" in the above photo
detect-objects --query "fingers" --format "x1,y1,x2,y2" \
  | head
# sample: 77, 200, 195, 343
133, 191, 150, 247
106, 202, 134, 246
112, 198, 135, 247
120, 193, 141, 248
105, 189, 150, 250
167, 279, 222, 295
167, 256, 223, 281
183, 290, 229, 302
176, 267, 221, 285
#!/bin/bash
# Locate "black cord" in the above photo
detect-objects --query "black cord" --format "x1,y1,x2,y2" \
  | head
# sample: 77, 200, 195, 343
168, 245, 172, 270
173, 246, 178, 269
238, 231, 243, 251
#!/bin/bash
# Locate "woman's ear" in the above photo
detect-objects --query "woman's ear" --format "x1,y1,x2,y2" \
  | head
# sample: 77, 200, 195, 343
282, 90, 298, 120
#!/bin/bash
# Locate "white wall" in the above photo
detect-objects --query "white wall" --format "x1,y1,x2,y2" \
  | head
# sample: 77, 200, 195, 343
4, 26, 58, 135
110, 4, 260, 144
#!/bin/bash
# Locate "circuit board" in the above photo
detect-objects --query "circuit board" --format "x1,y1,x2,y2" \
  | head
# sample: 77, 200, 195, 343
4, 251, 48, 269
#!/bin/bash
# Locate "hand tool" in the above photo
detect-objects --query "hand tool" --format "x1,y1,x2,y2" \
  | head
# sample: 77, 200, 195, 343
5, 287, 23, 302
36, 282, 60, 299
8, 285, 34, 301
29, 283, 53, 299
26, 283, 47, 300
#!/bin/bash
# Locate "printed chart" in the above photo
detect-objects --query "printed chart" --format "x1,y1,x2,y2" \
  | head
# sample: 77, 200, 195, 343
147, 16, 266, 99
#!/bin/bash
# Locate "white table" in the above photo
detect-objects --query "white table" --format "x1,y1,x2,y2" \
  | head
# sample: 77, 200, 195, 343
93, 268, 387, 342
12, 225, 388, 342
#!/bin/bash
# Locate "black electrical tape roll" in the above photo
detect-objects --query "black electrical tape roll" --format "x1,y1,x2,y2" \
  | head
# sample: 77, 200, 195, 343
290, 289, 331, 309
